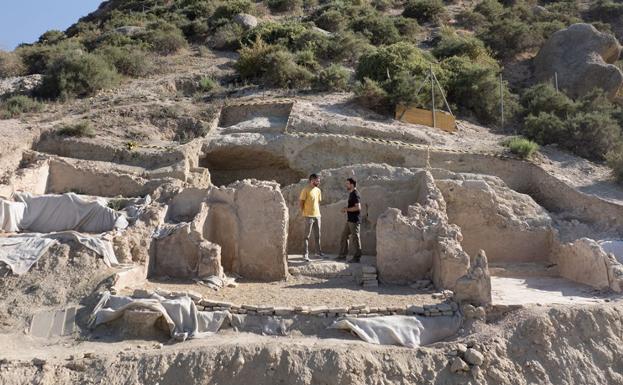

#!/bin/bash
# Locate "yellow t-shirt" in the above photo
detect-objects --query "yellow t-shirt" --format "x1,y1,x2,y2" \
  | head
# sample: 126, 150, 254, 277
300, 185, 322, 217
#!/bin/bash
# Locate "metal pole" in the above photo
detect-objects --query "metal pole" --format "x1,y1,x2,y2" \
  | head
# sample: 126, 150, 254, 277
499, 73, 504, 130
431, 70, 454, 117
554, 72, 559, 93
431, 66, 436, 128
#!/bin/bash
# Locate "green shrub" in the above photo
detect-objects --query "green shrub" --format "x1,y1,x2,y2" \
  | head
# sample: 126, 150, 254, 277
37, 30, 66, 45
0, 51, 26, 78
350, 14, 401, 45
144, 22, 188, 55
296, 50, 321, 71
0, 96, 43, 119
17, 40, 85, 75
313, 64, 350, 91
478, 17, 542, 59
356, 42, 434, 83
442, 55, 516, 125
455, 10, 487, 30
36, 52, 120, 100
393, 17, 420, 40
502, 136, 539, 158
606, 145, 623, 183
211, 21, 245, 50
267, 0, 303, 13
314, 9, 348, 32
56, 121, 95, 138
432, 32, 489, 61
353, 77, 391, 113
244, 21, 330, 54
586, 0, 623, 23
522, 112, 567, 145
520, 85, 623, 160
520, 83, 576, 119
212, 0, 253, 20
236, 39, 312, 88
175, 118, 210, 142
473, 0, 504, 19
402, 0, 446, 24
96, 46, 154, 77
326, 31, 373, 63
198, 76, 218, 92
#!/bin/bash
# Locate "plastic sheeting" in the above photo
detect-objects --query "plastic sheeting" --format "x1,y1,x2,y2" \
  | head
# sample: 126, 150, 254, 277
93, 294, 229, 341
330, 314, 462, 348
12, 192, 128, 233
0, 236, 56, 274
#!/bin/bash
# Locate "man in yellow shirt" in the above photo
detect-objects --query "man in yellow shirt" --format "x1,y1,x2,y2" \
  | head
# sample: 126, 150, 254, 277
300, 173, 323, 262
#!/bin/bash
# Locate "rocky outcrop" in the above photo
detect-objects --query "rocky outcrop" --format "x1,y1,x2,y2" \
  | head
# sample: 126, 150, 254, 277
0, 74, 42, 98
233, 13, 258, 30
534, 23, 623, 99
454, 250, 492, 306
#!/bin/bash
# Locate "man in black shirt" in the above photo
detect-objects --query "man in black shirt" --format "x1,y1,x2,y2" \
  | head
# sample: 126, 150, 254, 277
337, 178, 362, 263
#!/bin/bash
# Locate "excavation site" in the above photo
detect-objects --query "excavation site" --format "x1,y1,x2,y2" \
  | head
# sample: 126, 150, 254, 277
1, 95, 623, 385
3, 1, 623, 384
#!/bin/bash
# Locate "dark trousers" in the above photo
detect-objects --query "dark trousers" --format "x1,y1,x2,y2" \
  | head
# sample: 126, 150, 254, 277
339, 221, 362, 257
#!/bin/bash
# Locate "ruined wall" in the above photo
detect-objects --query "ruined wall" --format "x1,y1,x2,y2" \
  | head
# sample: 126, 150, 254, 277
435, 174, 556, 263
554, 238, 623, 292
202, 180, 289, 281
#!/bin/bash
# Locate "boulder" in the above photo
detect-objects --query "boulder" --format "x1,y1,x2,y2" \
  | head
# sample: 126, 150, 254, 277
0, 74, 43, 98
454, 250, 492, 306
233, 13, 258, 30
534, 23, 623, 99
463, 348, 484, 366
112, 26, 145, 37
450, 357, 469, 373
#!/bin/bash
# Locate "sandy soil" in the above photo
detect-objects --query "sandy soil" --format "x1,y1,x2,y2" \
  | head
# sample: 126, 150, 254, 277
141, 275, 435, 308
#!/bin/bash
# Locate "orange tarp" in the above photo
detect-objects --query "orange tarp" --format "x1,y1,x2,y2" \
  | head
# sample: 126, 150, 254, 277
395, 105, 457, 133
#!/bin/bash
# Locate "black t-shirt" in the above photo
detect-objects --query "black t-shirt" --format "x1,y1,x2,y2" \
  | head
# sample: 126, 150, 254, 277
347, 190, 361, 223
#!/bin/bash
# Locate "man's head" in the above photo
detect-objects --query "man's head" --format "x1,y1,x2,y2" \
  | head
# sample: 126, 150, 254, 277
309, 173, 320, 187
346, 178, 356, 191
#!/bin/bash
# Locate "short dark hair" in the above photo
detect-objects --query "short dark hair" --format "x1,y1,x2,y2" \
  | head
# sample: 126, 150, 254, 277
347, 177, 356, 187
309, 173, 318, 181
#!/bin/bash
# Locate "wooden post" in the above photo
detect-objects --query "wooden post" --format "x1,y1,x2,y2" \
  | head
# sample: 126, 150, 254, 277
554, 72, 559, 93
499, 73, 504, 130
431, 66, 436, 128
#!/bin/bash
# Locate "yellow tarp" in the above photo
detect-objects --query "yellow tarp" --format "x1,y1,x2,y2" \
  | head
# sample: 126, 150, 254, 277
395, 105, 456, 133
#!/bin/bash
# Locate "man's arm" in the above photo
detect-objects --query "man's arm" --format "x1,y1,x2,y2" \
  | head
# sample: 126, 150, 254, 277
345, 203, 361, 212
300, 200, 306, 211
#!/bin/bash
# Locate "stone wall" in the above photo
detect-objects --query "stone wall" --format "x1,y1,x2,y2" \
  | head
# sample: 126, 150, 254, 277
202, 180, 289, 281
436, 174, 555, 263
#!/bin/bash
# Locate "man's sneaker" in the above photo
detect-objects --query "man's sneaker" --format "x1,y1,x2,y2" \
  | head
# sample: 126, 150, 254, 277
303, 255, 311, 262
350, 256, 361, 263
316, 252, 325, 259
335, 255, 346, 260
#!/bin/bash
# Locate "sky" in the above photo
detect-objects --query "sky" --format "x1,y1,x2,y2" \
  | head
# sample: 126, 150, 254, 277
0, 0, 103, 50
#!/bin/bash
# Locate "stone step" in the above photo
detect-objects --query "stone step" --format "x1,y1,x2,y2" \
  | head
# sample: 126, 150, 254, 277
288, 254, 376, 279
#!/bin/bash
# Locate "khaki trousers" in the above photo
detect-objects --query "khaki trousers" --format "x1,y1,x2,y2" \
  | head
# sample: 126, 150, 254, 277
303, 216, 322, 256
339, 222, 362, 257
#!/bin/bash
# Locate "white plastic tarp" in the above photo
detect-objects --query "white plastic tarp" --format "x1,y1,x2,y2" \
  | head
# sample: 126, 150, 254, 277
330, 314, 462, 348
93, 294, 229, 341
0, 236, 56, 274
0, 232, 119, 275
0, 199, 25, 232
12, 192, 128, 233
